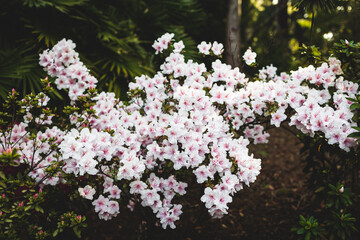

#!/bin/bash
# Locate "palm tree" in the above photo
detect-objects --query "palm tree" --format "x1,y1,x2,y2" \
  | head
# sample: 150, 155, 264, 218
0, 0, 211, 100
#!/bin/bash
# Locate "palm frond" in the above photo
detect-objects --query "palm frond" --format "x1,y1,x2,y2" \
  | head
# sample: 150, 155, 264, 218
293, 0, 337, 12
0, 46, 37, 98
22, 0, 88, 13
0, 44, 62, 100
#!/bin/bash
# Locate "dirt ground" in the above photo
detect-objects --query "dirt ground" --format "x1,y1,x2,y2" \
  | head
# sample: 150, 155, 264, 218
83, 127, 307, 240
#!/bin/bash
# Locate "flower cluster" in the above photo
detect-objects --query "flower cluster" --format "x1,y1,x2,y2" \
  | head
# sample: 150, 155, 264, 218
1, 119, 64, 185
197, 41, 224, 55
152, 33, 175, 54
130, 174, 187, 229
39, 39, 97, 100
42, 34, 261, 225
1, 33, 358, 230
92, 178, 121, 220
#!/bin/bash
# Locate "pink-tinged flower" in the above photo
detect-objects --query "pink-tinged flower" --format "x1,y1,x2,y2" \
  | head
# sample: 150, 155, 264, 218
193, 165, 211, 183
201, 187, 216, 208
197, 41, 211, 55
152, 42, 163, 54
243, 48, 257, 65
271, 110, 287, 127
108, 185, 121, 199
78, 185, 96, 200
107, 200, 119, 215
173, 41, 185, 53
141, 189, 160, 206
92, 195, 109, 213
152, 33, 174, 54
213, 190, 232, 210
221, 172, 239, 191
211, 41, 224, 55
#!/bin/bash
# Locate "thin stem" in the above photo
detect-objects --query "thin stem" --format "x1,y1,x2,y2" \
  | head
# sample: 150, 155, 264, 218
309, 10, 315, 45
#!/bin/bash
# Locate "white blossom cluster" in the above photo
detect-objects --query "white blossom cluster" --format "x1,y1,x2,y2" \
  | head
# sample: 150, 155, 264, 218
1, 33, 358, 229
217, 56, 358, 151
39, 39, 97, 100
152, 33, 175, 54
1, 122, 64, 185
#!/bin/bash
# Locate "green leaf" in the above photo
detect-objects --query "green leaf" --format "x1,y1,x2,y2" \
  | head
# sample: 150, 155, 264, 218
348, 132, 360, 138
305, 231, 311, 240
346, 97, 357, 102
0, 171, 5, 180
0, 181, 6, 188
73, 227, 82, 238
350, 103, 360, 110
35, 205, 44, 213
53, 229, 59, 237
297, 228, 306, 234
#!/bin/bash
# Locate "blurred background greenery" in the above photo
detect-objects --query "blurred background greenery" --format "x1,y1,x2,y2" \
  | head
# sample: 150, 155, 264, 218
0, 0, 359, 100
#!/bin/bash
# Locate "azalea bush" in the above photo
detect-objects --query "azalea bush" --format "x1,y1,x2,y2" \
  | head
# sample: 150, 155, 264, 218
0, 33, 358, 238
293, 40, 360, 240
0, 81, 89, 239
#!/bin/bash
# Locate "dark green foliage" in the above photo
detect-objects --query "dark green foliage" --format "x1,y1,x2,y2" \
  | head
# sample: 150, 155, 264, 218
0, 0, 216, 100
347, 95, 360, 143
332, 40, 360, 84
0, 0, 151, 100
0, 80, 92, 239
333, 40, 360, 142
293, 0, 337, 12
1, 0, 359, 101
292, 184, 357, 240
294, 40, 360, 240
291, 215, 325, 240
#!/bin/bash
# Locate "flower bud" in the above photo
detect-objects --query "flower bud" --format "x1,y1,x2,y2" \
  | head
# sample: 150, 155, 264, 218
5, 148, 12, 154
339, 186, 344, 193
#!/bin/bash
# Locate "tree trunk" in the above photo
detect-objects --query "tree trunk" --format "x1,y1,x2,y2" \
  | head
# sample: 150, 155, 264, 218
276, 0, 288, 38
226, 0, 241, 68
